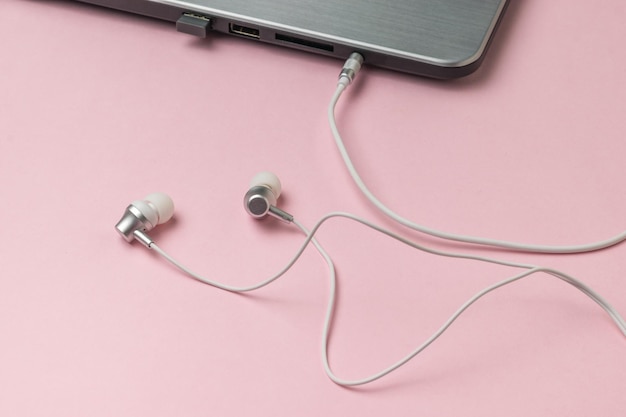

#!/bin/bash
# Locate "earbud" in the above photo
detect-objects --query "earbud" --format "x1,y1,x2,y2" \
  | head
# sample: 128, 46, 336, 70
115, 192, 174, 246
243, 172, 293, 223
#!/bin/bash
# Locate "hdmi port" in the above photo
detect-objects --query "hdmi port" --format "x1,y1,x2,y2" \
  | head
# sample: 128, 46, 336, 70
229, 23, 260, 39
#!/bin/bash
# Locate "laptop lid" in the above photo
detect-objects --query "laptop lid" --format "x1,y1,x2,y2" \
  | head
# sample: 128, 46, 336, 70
73, 0, 509, 78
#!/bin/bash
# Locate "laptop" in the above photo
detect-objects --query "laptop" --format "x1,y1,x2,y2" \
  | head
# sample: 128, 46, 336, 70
73, 0, 509, 78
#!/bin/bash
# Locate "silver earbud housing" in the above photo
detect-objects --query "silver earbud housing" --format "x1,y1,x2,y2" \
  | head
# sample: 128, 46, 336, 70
244, 185, 276, 219
115, 204, 155, 242
244, 185, 293, 223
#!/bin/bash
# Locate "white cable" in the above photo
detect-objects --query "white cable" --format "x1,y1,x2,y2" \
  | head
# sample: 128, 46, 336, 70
148, 212, 626, 386
150, 224, 334, 293
329, 69, 626, 253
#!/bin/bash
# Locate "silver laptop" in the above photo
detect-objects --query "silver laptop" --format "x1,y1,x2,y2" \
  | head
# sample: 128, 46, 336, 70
73, 0, 509, 78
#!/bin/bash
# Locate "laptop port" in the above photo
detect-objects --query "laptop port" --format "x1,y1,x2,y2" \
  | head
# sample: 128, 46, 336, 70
275, 33, 334, 52
229, 23, 260, 39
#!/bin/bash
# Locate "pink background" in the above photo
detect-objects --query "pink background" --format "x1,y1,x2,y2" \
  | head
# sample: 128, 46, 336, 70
2, 0, 625, 415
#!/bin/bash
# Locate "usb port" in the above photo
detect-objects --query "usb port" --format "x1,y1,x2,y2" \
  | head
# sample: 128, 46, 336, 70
229, 23, 260, 39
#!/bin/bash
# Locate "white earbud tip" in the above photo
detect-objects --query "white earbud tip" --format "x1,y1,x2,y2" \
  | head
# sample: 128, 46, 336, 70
144, 192, 175, 224
250, 172, 282, 198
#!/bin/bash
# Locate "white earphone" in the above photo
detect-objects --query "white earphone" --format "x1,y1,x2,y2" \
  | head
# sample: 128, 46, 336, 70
112, 50, 625, 387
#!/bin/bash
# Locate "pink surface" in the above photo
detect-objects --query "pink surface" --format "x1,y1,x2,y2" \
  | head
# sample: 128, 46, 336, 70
2, 0, 626, 415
